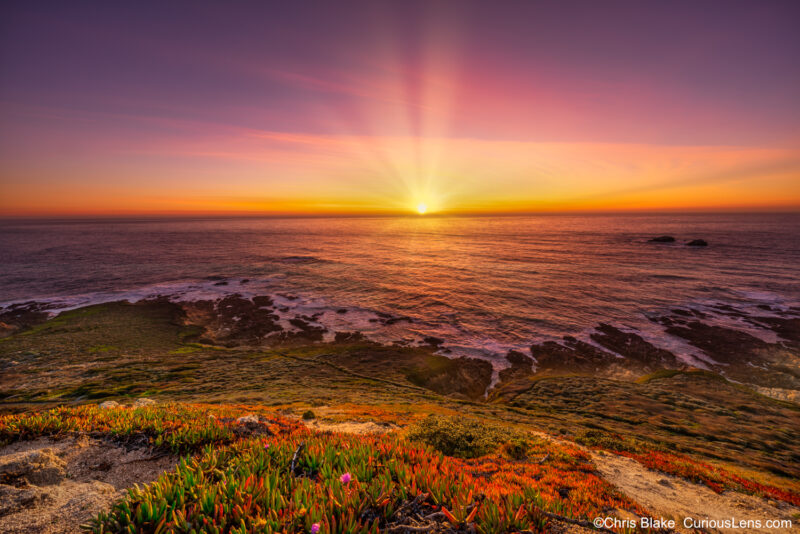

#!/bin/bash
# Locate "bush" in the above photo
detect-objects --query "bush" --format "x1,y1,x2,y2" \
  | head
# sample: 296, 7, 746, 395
406, 415, 525, 459
574, 429, 663, 454
302, 410, 316, 420
501, 437, 530, 460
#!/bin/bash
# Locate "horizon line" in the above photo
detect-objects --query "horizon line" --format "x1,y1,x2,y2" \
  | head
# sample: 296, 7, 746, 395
2, 206, 799, 222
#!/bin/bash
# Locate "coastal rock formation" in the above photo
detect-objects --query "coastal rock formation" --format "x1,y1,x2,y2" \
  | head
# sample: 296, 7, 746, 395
283, 316, 326, 342
664, 321, 769, 365
529, 337, 618, 375
746, 316, 800, 343
406, 356, 493, 399
590, 324, 679, 370
180, 295, 283, 346
648, 236, 676, 243
422, 336, 445, 348
0, 302, 51, 338
686, 239, 708, 246
98, 401, 119, 409
133, 398, 156, 408
333, 331, 365, 343
498, 350, 534, 383
664, 320, 800, 390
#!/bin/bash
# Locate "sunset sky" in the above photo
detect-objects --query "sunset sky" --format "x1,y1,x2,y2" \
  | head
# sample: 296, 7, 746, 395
1, 1, 799, 216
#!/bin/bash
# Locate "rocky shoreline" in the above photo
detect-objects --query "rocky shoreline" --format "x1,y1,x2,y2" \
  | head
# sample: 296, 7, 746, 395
2, 291, 799, 402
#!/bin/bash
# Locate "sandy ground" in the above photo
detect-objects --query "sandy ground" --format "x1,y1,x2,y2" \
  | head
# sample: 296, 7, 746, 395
0, 436, 178, 534
303, 419, 399, 434
590, 449, 800, 533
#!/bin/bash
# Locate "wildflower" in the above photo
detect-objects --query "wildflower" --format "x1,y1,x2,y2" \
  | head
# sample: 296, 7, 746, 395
339, 472, 352, 484
311, 523, 320, 534
264, 442, 271, 450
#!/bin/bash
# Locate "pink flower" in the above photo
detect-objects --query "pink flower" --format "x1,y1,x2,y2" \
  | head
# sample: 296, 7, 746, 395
264, 443, 270, 450
311, 523, 320, 534
339, 472, 352, 484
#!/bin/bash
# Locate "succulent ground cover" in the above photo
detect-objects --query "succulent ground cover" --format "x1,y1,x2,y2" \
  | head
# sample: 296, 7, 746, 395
0, 403, 302, 453
615, 450, 800, 507
2, 405, 645, 533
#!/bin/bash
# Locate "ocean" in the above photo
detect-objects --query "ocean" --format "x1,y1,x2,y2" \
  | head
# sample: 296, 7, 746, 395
1, 213, 799, 364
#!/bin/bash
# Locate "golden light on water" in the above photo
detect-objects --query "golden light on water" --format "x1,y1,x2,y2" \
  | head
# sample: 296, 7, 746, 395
417, 202, 428, 214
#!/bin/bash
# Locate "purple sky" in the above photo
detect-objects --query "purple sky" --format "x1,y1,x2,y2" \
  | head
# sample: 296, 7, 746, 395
1, 1, 799, 214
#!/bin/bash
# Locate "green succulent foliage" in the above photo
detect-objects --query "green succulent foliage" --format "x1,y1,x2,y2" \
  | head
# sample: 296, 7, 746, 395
86, 434, 548, 534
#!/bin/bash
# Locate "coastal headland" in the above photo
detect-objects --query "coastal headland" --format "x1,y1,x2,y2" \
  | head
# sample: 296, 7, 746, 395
1, 296, 799, 532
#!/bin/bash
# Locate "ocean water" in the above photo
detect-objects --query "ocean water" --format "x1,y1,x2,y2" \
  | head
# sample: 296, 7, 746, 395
1, 214, 799, 362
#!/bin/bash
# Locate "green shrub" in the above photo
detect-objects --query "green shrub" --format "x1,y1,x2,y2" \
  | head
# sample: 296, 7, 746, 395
406, 415, 525, 458
302, 410, 316, 420
501, 437, 530, 460
575, 429, 664, 453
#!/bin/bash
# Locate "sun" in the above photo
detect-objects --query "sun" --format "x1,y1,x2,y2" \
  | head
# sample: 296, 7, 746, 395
416, 202, 428, 215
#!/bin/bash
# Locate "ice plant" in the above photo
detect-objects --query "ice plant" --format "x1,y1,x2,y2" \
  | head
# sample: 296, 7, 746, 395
2, 403, 797, 534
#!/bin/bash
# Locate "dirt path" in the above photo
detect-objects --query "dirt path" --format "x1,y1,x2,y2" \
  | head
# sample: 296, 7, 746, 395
0, 436, 178, 534
590, 450, 799, 533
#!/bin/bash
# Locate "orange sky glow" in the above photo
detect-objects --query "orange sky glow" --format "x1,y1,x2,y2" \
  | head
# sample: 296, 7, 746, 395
1, 2, 799, 216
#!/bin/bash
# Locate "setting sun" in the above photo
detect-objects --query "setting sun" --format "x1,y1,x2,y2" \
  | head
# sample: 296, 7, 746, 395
2, 4, 800, 532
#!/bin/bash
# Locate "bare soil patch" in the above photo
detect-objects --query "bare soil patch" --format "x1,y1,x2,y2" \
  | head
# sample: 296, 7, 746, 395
303, 419, 398, 434
591, 450, 800, 533
0, 436, 178, 534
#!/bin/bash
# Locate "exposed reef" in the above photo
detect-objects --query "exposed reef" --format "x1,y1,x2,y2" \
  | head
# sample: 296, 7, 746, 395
2, 293, 799, 403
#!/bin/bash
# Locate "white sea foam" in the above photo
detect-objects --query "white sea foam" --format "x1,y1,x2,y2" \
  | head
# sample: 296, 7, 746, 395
2, 215, 799, 369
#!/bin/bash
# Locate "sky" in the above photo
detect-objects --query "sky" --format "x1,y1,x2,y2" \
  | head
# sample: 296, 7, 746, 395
1, 0, 799, 216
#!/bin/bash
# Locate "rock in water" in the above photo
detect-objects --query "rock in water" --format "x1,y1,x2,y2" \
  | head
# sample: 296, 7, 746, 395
422, 336, 444, 347
686, 239, 708, 247
98, 401, 120, 409
648, 236, 675, 242
505, 350, 533, 368
334, 331, 365, 343
133, 398, 156, 408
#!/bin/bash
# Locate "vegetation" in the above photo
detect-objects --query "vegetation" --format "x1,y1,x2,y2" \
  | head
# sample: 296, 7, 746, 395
405, 416, 526, 459
1, 405, 641, 533
0, 403, 302, 453
491, 374, 800, 480
618, 450, 800, 506
2, 301, 800, 531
